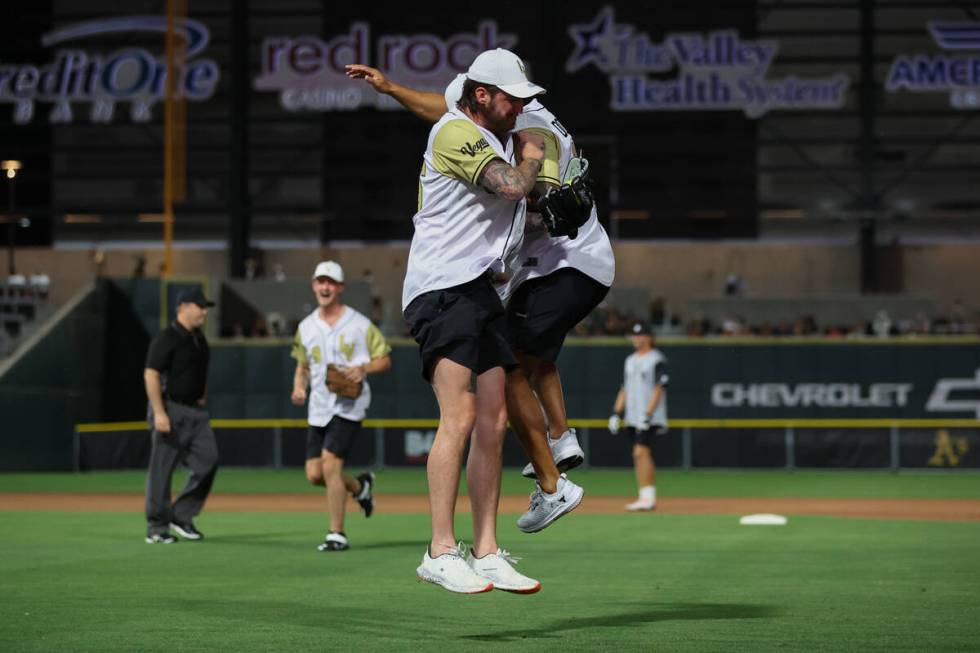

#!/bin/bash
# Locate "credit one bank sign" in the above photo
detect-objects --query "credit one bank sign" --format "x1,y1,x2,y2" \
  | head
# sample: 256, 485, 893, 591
0, 16, 219, 124
254, 22, 517, 111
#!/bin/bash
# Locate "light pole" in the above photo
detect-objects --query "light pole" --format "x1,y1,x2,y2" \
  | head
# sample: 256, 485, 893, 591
1, 160, 22, 276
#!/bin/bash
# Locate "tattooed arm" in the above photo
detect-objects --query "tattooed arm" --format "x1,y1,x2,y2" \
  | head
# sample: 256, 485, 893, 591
479, 158, 543, 200
478, 131, 545, 200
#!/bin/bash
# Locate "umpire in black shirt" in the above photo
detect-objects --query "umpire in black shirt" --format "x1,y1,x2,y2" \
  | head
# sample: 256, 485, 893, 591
143, 288, 218, 543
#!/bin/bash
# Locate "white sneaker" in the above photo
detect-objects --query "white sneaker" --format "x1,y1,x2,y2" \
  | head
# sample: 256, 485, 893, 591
416, 542, 494, 594
468, 549, 541, 594
625, 499, 656, 512
521, 429, 586, 479
517, 474, 584, 533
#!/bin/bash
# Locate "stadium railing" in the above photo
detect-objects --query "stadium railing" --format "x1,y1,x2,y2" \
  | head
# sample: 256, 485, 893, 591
73, 418, 980, 473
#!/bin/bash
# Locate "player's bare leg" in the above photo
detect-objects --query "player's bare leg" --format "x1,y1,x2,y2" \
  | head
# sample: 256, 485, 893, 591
529, 358, 570, 440
505, 365, 560, 494
322, 450, 350, 533
626, 443, 657, 511
427, 357, 476, 557
633, 443, 655, 488
467, 366, 507, 557
305, 458, 325, 487
516, 352, 584, 478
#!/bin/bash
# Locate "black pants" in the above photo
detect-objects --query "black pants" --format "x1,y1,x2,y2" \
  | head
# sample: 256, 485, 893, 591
145, 400, 219, 536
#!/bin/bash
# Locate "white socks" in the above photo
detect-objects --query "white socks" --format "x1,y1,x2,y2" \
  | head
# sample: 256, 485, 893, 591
639, 486, 656, 503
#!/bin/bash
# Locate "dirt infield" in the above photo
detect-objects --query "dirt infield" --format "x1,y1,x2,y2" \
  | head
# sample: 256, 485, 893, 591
1, 493, 979, 521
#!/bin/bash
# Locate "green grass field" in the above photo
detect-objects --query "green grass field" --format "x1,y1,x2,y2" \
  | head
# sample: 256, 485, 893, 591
2, 470, 979, 651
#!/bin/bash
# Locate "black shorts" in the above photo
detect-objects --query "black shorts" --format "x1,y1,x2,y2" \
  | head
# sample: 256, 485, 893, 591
623, 425, 668, 448
403, 274, 517, 382
506, 268, 610, 362
306, 416, 362, 460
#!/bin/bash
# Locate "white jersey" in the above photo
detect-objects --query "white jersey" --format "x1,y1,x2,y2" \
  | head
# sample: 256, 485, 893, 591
623, 348, 669, 429
499, 99, 615, 301
291, 306, 391, 426
402, 108, 527, 310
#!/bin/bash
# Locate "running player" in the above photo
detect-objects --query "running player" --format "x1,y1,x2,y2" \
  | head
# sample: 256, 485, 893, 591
291, 261, 392, 550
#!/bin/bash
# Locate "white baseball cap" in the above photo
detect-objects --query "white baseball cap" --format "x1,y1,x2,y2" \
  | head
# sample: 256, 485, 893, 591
444, 73, 465, 109
466, 48, 545, 99
312, 260, 344, 282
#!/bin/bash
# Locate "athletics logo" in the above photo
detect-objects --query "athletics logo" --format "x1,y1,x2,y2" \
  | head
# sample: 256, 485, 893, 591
2, 15, 219, 124
925, 369, 980, 418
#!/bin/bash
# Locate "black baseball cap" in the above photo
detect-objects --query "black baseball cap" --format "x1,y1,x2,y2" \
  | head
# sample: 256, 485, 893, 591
176, 287, 215, 307
631, 321, 652, 335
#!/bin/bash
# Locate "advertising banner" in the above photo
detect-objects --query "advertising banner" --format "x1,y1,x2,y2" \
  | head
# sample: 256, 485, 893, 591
558, 341, 980, 420
1, 16, 219, 124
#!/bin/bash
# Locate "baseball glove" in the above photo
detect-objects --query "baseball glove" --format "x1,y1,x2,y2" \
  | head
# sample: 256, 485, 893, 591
326, 364, 363, 399
537, 156, 594, 240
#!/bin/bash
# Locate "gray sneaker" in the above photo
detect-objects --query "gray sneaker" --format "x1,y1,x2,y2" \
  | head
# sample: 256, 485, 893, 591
517, 474, 584, 534
521, 429, 585, 479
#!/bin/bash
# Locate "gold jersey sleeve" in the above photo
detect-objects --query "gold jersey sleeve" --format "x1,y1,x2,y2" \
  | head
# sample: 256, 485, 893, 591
290, 329, 307, 366
366, 323, 392, 360
432, 119, 499, 185
520, 127, 561, 186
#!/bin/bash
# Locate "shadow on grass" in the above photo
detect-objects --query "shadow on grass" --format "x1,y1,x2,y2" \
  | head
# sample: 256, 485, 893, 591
461, 602, 780, 642
200, 531, 312, 544
353, 540, 424, 552
202, 533, 422, 553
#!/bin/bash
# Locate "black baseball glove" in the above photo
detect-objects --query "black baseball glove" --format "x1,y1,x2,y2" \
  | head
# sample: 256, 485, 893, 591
537, 156, 594, 240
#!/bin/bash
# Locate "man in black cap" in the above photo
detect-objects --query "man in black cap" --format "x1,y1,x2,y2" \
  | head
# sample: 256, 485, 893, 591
608, 322, 668, 511
143, 287, 219, 543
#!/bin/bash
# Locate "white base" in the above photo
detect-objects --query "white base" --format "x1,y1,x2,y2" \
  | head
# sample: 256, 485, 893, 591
739, 513, 788, 526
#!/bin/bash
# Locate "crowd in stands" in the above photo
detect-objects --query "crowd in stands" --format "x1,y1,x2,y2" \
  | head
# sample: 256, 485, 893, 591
572, 300, 978, 338
1, 271, 51, 354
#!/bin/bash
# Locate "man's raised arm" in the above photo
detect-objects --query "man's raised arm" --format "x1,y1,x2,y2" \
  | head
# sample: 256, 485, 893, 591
346, 64, 448, 123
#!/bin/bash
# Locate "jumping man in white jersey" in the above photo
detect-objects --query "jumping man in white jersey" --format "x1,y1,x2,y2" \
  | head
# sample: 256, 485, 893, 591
394, 49, 548, 594
608, 322, 668, 511
291, 261, 392, 550
347, 58, 612, 532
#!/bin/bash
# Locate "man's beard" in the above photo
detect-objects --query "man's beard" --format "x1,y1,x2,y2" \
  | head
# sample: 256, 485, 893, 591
474, 103, 515, 135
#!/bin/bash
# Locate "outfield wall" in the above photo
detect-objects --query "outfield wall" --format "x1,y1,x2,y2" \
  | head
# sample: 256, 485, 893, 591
3, 281, 978, 470
201, 338, 980, 422
76, 338, 980, 472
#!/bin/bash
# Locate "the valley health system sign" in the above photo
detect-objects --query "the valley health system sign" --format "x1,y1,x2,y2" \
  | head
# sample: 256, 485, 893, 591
254, 21, 517, 111
886, 22, 980, 109
0, 16, 219, 124
566, 6, 849, 117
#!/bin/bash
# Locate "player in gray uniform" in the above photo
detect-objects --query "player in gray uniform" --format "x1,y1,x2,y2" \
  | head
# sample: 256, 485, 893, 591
608, 322, 668, 511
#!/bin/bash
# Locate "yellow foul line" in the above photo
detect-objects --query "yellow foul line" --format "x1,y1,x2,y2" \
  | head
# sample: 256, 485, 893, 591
76, 418, 980, 433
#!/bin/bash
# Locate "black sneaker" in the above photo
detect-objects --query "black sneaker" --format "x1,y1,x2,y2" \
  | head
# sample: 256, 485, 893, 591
317, 531, 349, 551
355, 472, 375, 518
145, 533, 177, 544
170, 520, 204, 541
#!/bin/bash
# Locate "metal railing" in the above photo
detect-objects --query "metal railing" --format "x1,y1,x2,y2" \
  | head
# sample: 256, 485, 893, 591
73, 418, 980, 472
